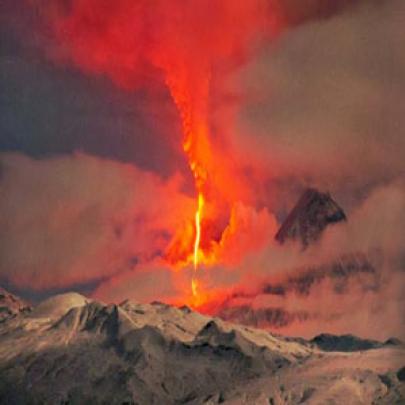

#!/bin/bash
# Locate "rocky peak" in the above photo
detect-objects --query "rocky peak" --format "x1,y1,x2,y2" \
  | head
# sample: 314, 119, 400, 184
0, 286, 31, 322
275, 188, 346, 247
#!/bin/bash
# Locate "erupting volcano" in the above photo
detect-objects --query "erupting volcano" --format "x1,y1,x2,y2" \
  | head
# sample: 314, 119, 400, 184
162, 61, 215, 298
39, 0, 276, 303
2, 0, 405, 402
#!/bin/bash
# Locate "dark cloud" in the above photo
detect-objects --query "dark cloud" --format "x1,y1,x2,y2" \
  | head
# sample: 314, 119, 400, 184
0, 0, 189, 181
0, 0, 373, 195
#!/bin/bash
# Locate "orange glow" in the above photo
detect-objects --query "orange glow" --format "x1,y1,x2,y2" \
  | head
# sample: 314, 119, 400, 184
43, 0, 281, 305
162, 64, 215, 301
191, 278, 198, 298
192, 193, 204, 296
193, 193, 203, 270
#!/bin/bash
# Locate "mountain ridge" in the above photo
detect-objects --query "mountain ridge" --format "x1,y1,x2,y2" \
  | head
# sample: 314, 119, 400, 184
0, 288, 403, 404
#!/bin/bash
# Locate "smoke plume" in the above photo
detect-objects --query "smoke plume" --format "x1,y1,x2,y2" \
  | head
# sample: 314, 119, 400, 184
0, 0, 403, 340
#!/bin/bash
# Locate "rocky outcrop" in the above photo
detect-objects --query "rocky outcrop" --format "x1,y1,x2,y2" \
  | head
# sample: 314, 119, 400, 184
275, 188, 346, 247
310, 333, 382, 352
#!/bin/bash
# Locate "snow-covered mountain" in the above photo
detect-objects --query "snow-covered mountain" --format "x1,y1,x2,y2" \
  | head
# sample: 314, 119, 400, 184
0, 288, 403, 404
0, 189, 402, 404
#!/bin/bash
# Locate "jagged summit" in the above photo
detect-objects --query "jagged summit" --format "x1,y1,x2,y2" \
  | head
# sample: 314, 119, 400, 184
275, 188, 346, 247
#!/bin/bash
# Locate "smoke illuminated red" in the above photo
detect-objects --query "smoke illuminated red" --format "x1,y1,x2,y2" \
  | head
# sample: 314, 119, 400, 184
3, 0, 400, 343
34, 0, 281, 305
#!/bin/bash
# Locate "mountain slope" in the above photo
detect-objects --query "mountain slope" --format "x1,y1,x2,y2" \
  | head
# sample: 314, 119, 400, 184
0, 291, 403, 404
275, 188, 346, 247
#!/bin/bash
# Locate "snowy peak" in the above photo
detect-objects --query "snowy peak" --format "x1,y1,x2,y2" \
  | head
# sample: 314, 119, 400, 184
275, 188, 346, 246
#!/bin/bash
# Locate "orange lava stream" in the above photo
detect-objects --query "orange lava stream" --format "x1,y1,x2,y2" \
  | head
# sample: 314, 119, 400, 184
162, 67, 213, 301
192, 193, 204, 297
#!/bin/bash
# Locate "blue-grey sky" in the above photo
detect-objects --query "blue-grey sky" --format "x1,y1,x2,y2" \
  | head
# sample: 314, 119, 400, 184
0, 0, 189, 179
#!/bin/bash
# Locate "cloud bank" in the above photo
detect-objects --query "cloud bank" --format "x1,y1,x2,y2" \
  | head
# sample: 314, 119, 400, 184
216, 0, 405, 211
0, 152, 193, 290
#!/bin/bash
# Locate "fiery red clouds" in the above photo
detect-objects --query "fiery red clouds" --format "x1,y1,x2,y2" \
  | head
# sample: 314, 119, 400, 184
2, 0, 403, 339
43, 0, 274, 85
35, 0, 284, 285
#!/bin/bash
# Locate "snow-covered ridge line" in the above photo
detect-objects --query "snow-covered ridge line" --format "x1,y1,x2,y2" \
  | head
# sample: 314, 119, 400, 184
0, 288, 403, 404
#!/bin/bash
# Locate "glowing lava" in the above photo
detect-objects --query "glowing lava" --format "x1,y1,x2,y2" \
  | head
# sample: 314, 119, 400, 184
162, 62, 215, 301
41, 0, 276, 304
192, 193, 204, 296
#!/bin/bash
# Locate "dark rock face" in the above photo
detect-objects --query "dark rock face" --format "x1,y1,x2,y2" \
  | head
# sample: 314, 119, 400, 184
397, 367, 405, 382
384, 337, 403, 346
275, 188, 346, 247
0, 287, 31, 322
310, 334, 382, 352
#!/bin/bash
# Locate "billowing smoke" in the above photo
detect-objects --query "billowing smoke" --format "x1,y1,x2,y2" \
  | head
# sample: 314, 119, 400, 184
203, 181, 405, 340
217, 0, 405, 210
0, 152, 193, 289
31, 0, 280, 270
1, 0, 404, 340
208, 0, 405, 339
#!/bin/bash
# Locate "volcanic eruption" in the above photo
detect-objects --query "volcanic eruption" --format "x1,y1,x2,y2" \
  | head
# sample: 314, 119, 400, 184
35, 0, 280, 304
1, 1, 405, 402
5, 0, 400, 341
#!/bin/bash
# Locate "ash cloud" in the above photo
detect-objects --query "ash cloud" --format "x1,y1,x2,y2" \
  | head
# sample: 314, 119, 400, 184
1, 0, 188, 181
0, 152, 193, 291
87, 179, 405, 340
0, 0, 404, 341
206, 181, 405, 340
217, 0, 405, 212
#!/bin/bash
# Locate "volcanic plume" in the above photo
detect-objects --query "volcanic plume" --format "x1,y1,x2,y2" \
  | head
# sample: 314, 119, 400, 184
33, 0, 280, 302
3, 0, 404, 341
